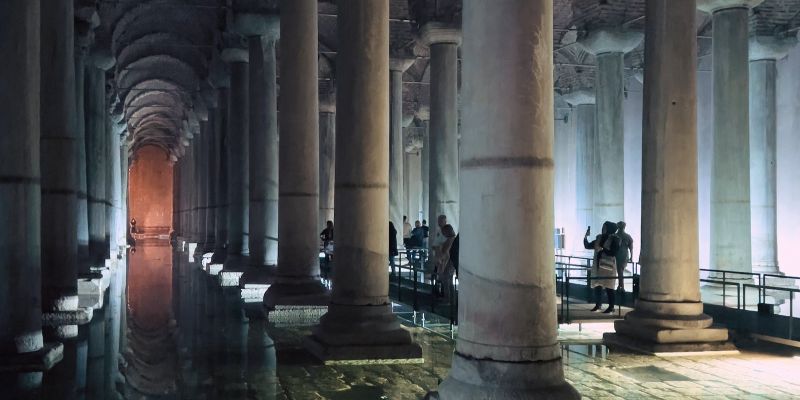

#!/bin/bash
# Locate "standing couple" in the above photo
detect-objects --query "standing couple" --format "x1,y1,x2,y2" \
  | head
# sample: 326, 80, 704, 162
583, 221, 634, 313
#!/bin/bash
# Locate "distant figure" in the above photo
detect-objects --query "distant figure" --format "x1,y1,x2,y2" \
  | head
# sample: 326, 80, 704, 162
128, 218, 138, 248
406, 220, 425, 249
320, 220, 334, 249
616, 221, 634, 291
389, 221, 399, 274
402, 215, 412, 240
436, 224, 457, 299
421, 219, 430, 242
449, 233, 460, 277
583, 221, 620, 313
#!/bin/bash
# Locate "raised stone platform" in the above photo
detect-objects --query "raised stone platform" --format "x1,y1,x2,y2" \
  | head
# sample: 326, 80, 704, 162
603, 331, 738, 356
267, 305, 328, 327
0, 343, 64, 372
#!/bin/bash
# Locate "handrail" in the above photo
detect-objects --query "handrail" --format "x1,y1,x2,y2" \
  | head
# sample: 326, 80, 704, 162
743, 283, 798, 340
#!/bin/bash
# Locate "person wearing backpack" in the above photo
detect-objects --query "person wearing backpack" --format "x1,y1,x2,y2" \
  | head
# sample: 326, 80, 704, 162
583, 221, 620, 313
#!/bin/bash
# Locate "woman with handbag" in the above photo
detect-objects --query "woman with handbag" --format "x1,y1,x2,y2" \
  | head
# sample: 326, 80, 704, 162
583, 221, 620, 313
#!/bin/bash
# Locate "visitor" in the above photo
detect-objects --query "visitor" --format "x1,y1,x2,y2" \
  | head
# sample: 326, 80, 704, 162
320, 220, 334, 249
421, 219, 430, 246
436, 223, 457, 299
431, 215, 447, 262
616, 221, 634, 291
583, 221, 620, 313
407, 220, 425, 249
389, 221, 398, 275
449, 232, 459, 277
402, 215, 412, 241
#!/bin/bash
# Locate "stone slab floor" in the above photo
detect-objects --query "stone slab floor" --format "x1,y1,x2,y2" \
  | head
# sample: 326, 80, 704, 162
267, 322, 800, 400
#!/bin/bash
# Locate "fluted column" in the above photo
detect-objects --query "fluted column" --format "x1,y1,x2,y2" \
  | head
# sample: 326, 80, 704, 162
698, 0, 763, 279
40, 0, 79, 339
305, 0, 421, 363
389, 58, 414, 232
86, 51, 115, 268
319, 92, 336, 231
236, 14, 280, 267
421, 24, 461, 231
0, 0, 63, 385
222, 46, 250, 270
577, 28, 642, 229
562, 90, 596, 242
265, 0, 329, 306
749, 35, 795, 276
606, 0, 733, 354
433, 1, 578, 397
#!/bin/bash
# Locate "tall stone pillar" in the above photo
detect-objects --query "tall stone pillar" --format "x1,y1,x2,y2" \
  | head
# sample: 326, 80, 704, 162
749, 35, 795, 276
40, 0, 80, 339
698, 0, 763, 278
222, 46, 250, 270
421, 24, 461, 231
86, 51, 115, 268
433, 1, 578, 398
74, 19, 93, 278
193, 107, 209, 252
264, 0, 328, 306
108, 122, 124, 258
0, 0, 63, 382
305, 0, 421, 362
236, 14, 280, 267
417, 111, 430, 221
605, 0, 733, 354
212, 86, 230, 263
562, 90, 596, 239
319, 92, 336, 231
202, 88, 219, 253
577, 28, 642, 229
389, 58, 414, 231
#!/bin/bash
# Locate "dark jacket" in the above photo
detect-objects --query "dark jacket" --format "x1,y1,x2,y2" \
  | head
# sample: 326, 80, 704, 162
583, 221, 621, 257
449, 234, 459, 274
389, 222, 398, 257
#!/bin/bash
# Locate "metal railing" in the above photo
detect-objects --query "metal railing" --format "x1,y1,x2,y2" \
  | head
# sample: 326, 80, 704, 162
743, 283, 799, 339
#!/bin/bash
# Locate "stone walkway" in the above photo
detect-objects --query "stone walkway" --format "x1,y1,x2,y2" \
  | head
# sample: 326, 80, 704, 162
267, 322, 800, 400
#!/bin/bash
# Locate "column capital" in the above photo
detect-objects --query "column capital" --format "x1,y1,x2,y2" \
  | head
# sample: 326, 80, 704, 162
221, 47, 249, 63
233, 13, 280, 41
89, 49, 115, 71
562, 89, 595, 106
697, 0, 764, 14
419, 22, 462, 46
389, 57, 415, 72
577, 28, 643, 56
750, 35, 797, 61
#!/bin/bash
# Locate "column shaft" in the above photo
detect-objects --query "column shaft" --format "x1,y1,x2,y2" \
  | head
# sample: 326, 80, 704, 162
86, 65, 108, 267
319, 110, 336, 230
389, 69, 404, 231
575, 104, 596, 232
225, 61, 249, 268
41, 0, 79, 318
435, 1, 577, 397
710, 7, 751, 276
213, 89, 229, 262
204, 108, 218, 251
421, 122, 430, 220
749, 59, 778, 273
594, 52, 625, 228
0, 0, 44, 356
75, 41, 91, 276
249, 35, 279, 266
428, 43, 460, 230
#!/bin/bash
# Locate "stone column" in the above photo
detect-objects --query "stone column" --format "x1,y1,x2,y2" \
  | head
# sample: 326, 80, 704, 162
40, 0, 80, 339
222, 46, 250, 270
212, 86, 229, 263
86, 51, 114, 268
74, 20, 93, 278
305, 0, 421, 362
421, 24, 461, 231
562, 90, 596, 239
319, 93, 336, 231
202, 89, 219, 253
605, 0, 733, 354
193, 109, 209, 254
417, 112, 430, 221
389, 58, 414, 231
109, 123, 124, 258
577, 28, 642, 229
749, 35, 795, 276
265, 0, 328, 306
433, 1, 578, 397
698, 0, 763, 278
235, 14, 280, 268
0, 0, 63, 381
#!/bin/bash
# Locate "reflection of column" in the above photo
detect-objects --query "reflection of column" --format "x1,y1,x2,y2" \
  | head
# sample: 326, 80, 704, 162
606, 0, 732, 354
1, 0, 59, 390
319, 93, 336, 230
86, 311, 106, 399
577, 28, 642, 229
222, 46, 250, 269
433, 1, 578, 398
307, 0, 421, 363
749, 35, 795, 276
562, 90, 596, 237
246, 316, 277, 399
389, 58, 414, 231
41, 0, 80, 339
238, 14, 280, 267
698, 0, 762, 278
264, 0, 329, 306
86, 51, 115, 267
421, 23, 461, 231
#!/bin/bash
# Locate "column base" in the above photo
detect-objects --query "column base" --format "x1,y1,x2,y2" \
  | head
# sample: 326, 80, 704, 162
240, 266, 276, 303
605, 314, 737, 355
0, 343, 64, 372
42, 307, 94, 339
428, 351, 579, 400
263, 277, 330, 308
304, 304, 422, 364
